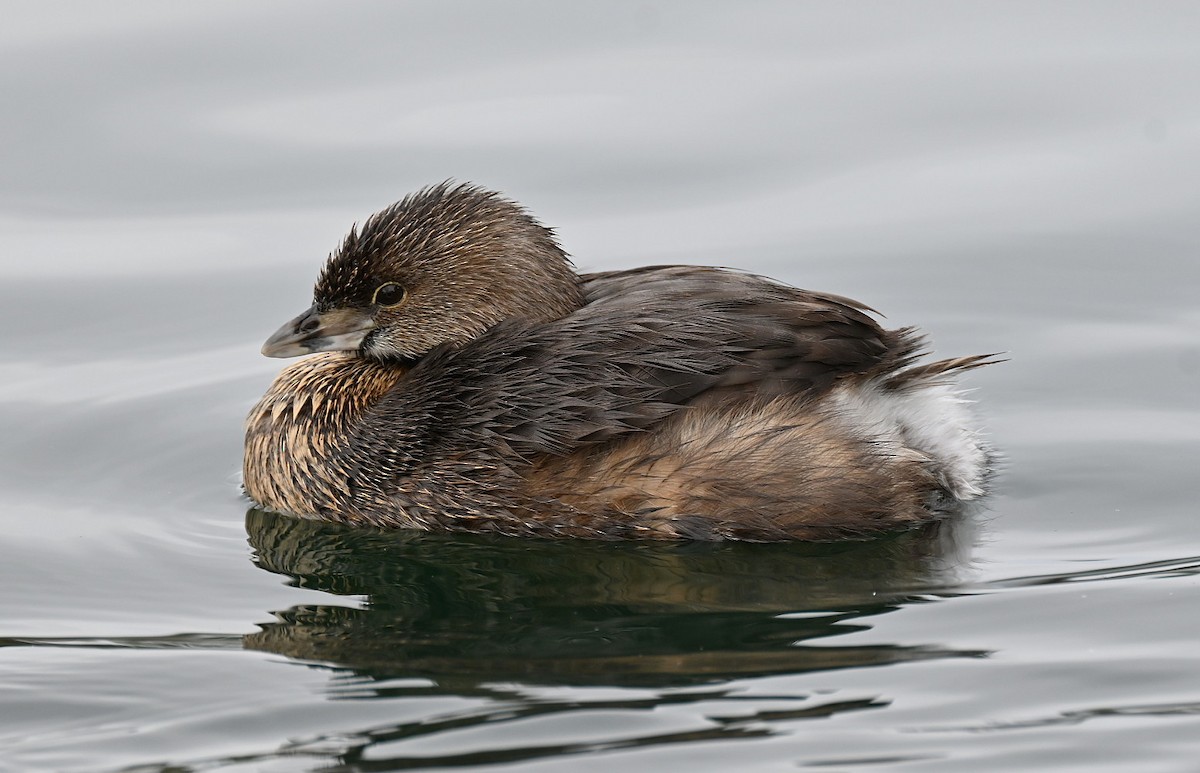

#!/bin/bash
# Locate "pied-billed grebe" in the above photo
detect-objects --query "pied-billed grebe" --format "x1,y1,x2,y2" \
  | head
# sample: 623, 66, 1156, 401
245, 182, 997, 541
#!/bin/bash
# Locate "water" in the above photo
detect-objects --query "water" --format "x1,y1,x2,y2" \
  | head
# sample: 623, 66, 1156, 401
2, 2, 1199, 770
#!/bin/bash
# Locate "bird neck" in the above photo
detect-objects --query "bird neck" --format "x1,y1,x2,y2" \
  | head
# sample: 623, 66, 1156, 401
243, 352, 408, 521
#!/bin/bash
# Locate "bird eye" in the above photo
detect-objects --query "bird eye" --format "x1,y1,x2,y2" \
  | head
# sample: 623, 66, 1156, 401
373, 282, 407, 307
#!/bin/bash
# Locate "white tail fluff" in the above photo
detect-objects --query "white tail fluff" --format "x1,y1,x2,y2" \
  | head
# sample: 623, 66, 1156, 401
825, 379, 989, 500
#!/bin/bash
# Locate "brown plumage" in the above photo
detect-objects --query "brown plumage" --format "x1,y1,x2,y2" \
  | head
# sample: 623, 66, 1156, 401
244, 182, 999, 541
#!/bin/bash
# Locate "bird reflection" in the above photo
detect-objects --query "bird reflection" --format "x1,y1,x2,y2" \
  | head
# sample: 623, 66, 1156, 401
243, 508, 984, 690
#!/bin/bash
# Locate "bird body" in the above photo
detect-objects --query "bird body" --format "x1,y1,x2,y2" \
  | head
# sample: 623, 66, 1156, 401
244, 184, 996, 540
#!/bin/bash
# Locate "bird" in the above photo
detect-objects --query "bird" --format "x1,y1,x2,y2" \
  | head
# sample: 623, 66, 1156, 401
244, 182, 998, 541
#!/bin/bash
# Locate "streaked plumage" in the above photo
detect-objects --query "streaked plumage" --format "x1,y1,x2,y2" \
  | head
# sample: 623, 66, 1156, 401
244, 182, 998, 540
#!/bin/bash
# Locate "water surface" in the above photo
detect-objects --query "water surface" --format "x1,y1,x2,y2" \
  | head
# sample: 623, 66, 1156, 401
2, 3, 1199, 771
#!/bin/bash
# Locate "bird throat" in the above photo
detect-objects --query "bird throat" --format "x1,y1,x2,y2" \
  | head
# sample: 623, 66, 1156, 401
243, 352, 408, 521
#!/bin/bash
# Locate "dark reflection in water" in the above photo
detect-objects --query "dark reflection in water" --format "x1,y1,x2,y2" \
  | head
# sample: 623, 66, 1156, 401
243, 509, 986, 691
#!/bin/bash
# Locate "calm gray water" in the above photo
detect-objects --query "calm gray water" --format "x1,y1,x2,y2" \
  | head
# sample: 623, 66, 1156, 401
2, 2, 1199, 771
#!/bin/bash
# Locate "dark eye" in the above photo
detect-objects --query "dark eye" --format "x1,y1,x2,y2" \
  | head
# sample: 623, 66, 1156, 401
373, 282, 407, 307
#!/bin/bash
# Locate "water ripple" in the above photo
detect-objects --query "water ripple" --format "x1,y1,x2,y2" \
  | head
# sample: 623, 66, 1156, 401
987, 555, 1200, 589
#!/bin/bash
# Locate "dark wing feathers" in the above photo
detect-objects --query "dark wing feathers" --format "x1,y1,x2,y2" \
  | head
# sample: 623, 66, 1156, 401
360, 266, 899, 464
885, 352, 1007, 389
